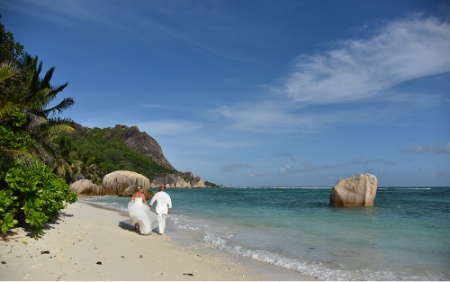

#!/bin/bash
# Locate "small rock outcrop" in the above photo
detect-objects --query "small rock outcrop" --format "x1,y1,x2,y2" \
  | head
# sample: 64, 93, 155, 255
151, 174, 190, 188
330, 174, 378, 207
191, 176, 205, 188
151, 173, 206, 188
70, 179, 94, 195
102, 170, 150, 195
70, 179, 105, 196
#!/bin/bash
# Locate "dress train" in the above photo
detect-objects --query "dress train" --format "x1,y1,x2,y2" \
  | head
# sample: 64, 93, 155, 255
128, 198, 158, 235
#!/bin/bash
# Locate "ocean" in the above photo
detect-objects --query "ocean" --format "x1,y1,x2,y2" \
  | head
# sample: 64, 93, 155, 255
82, 187, 450, 281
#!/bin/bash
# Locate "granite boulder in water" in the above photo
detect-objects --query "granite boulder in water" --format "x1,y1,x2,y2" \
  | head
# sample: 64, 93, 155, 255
330, 174, 378, 207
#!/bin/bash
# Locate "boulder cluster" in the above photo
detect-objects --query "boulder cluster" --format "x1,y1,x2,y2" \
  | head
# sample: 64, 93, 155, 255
70, 170, 206, 197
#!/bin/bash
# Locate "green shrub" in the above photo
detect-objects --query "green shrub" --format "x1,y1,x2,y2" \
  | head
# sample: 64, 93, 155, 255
2, 161, 77, 237
0, 189, 18, 233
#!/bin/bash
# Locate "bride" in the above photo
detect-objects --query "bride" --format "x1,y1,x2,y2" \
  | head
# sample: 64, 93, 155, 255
128, 186, 158, 235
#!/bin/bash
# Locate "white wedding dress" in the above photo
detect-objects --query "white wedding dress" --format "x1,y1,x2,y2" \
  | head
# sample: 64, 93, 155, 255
128, 197, 158, 235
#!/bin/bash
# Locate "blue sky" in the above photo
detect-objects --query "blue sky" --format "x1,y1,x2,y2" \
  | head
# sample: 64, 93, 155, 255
2, 0, 449, 186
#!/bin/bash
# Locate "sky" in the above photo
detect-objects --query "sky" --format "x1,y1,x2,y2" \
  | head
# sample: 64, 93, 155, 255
1, 0, 450, 187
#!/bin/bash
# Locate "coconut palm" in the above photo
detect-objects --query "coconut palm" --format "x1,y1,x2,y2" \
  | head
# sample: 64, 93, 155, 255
51, 136, 75, 182
72, 151, 105, 184
13, 54, 76, 166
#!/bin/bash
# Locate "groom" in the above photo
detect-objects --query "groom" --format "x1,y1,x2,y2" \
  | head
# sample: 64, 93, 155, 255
149, 186, 172, 235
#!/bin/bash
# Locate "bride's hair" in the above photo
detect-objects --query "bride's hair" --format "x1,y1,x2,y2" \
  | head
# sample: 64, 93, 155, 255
137, 185, 143, 190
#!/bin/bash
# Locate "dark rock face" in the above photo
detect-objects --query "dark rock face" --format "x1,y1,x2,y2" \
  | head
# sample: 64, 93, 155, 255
72, 122, 90, 135
109, 124, 176, 171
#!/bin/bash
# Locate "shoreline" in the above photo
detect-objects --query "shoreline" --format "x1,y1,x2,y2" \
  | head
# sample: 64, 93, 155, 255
0, 200, 316, 281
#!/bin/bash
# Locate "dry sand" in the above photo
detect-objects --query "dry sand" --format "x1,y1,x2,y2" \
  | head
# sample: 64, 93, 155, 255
0, 201, 316, 281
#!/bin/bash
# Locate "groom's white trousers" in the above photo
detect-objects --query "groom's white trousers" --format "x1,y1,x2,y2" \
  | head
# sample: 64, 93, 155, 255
157, 213, 167, 234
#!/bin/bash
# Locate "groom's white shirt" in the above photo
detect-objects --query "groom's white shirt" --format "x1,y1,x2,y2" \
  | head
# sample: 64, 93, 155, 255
150, 191, 172, 214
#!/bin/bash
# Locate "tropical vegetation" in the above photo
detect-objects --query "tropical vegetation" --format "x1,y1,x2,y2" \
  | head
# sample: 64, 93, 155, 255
0, 16, 77, 237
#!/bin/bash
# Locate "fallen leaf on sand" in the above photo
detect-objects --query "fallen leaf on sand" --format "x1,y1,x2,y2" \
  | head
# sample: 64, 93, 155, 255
1, 261, 6, 264
96, 261, 102, 265
183, 273, 194, 276
41, 251, 50, 254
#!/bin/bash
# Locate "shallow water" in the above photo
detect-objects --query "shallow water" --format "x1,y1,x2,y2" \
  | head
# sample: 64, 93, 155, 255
83, 187, 450, 280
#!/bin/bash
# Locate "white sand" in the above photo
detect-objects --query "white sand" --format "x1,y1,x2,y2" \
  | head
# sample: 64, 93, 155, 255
0, 201, 316, 281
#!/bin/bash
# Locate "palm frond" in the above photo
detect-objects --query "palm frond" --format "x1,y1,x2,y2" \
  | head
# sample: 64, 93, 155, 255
42, 97, 74, 116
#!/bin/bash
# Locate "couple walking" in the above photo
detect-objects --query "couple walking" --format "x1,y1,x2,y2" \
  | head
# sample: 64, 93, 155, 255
128, 185, 172, 235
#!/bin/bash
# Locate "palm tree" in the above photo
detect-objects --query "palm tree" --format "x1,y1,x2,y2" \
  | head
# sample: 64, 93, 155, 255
15, 54, 76, 166
72, 151, 105, 184
52, 136, 75, 183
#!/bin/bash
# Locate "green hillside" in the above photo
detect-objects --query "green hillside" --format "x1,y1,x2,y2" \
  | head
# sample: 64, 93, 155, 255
66, 127, 174, 181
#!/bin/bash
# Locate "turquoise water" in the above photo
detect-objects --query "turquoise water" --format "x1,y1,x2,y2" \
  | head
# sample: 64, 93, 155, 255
83, 187, 450, 280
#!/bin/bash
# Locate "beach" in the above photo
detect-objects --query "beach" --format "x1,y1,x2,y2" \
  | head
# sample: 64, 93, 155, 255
0, 200, 315, 281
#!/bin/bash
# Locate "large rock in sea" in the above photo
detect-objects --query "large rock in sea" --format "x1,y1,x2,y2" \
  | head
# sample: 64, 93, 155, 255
102, 170, 150, 195
330, 174, 378, 207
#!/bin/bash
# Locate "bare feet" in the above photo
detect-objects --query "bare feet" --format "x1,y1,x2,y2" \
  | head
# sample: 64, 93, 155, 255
158, 233, 163, 235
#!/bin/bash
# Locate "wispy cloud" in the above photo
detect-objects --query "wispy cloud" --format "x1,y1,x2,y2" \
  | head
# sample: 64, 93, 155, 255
405, 142, 450, 154
322, 163, 344, 169
136, 120, 255, 148
277, 151, 301, 162
209, 15, 450, 134
220, 163, 251, 172
5, 0, 124, 32
279, 162, 318, 174
209, 101, 331, 133
273, 15, 450, 104
246, 170, 270, 179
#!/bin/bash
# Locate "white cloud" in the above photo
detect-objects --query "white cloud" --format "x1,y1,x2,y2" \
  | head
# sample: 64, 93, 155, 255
406, 142, 450, 154
209, 16, 450, 134
274, 15, 450, 104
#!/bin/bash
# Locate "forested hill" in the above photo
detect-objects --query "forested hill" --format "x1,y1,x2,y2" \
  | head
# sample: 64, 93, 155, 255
66, 124, 176, 182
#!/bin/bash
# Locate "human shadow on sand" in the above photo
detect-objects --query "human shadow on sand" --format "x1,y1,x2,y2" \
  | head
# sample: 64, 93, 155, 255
118, 221, 135, 232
